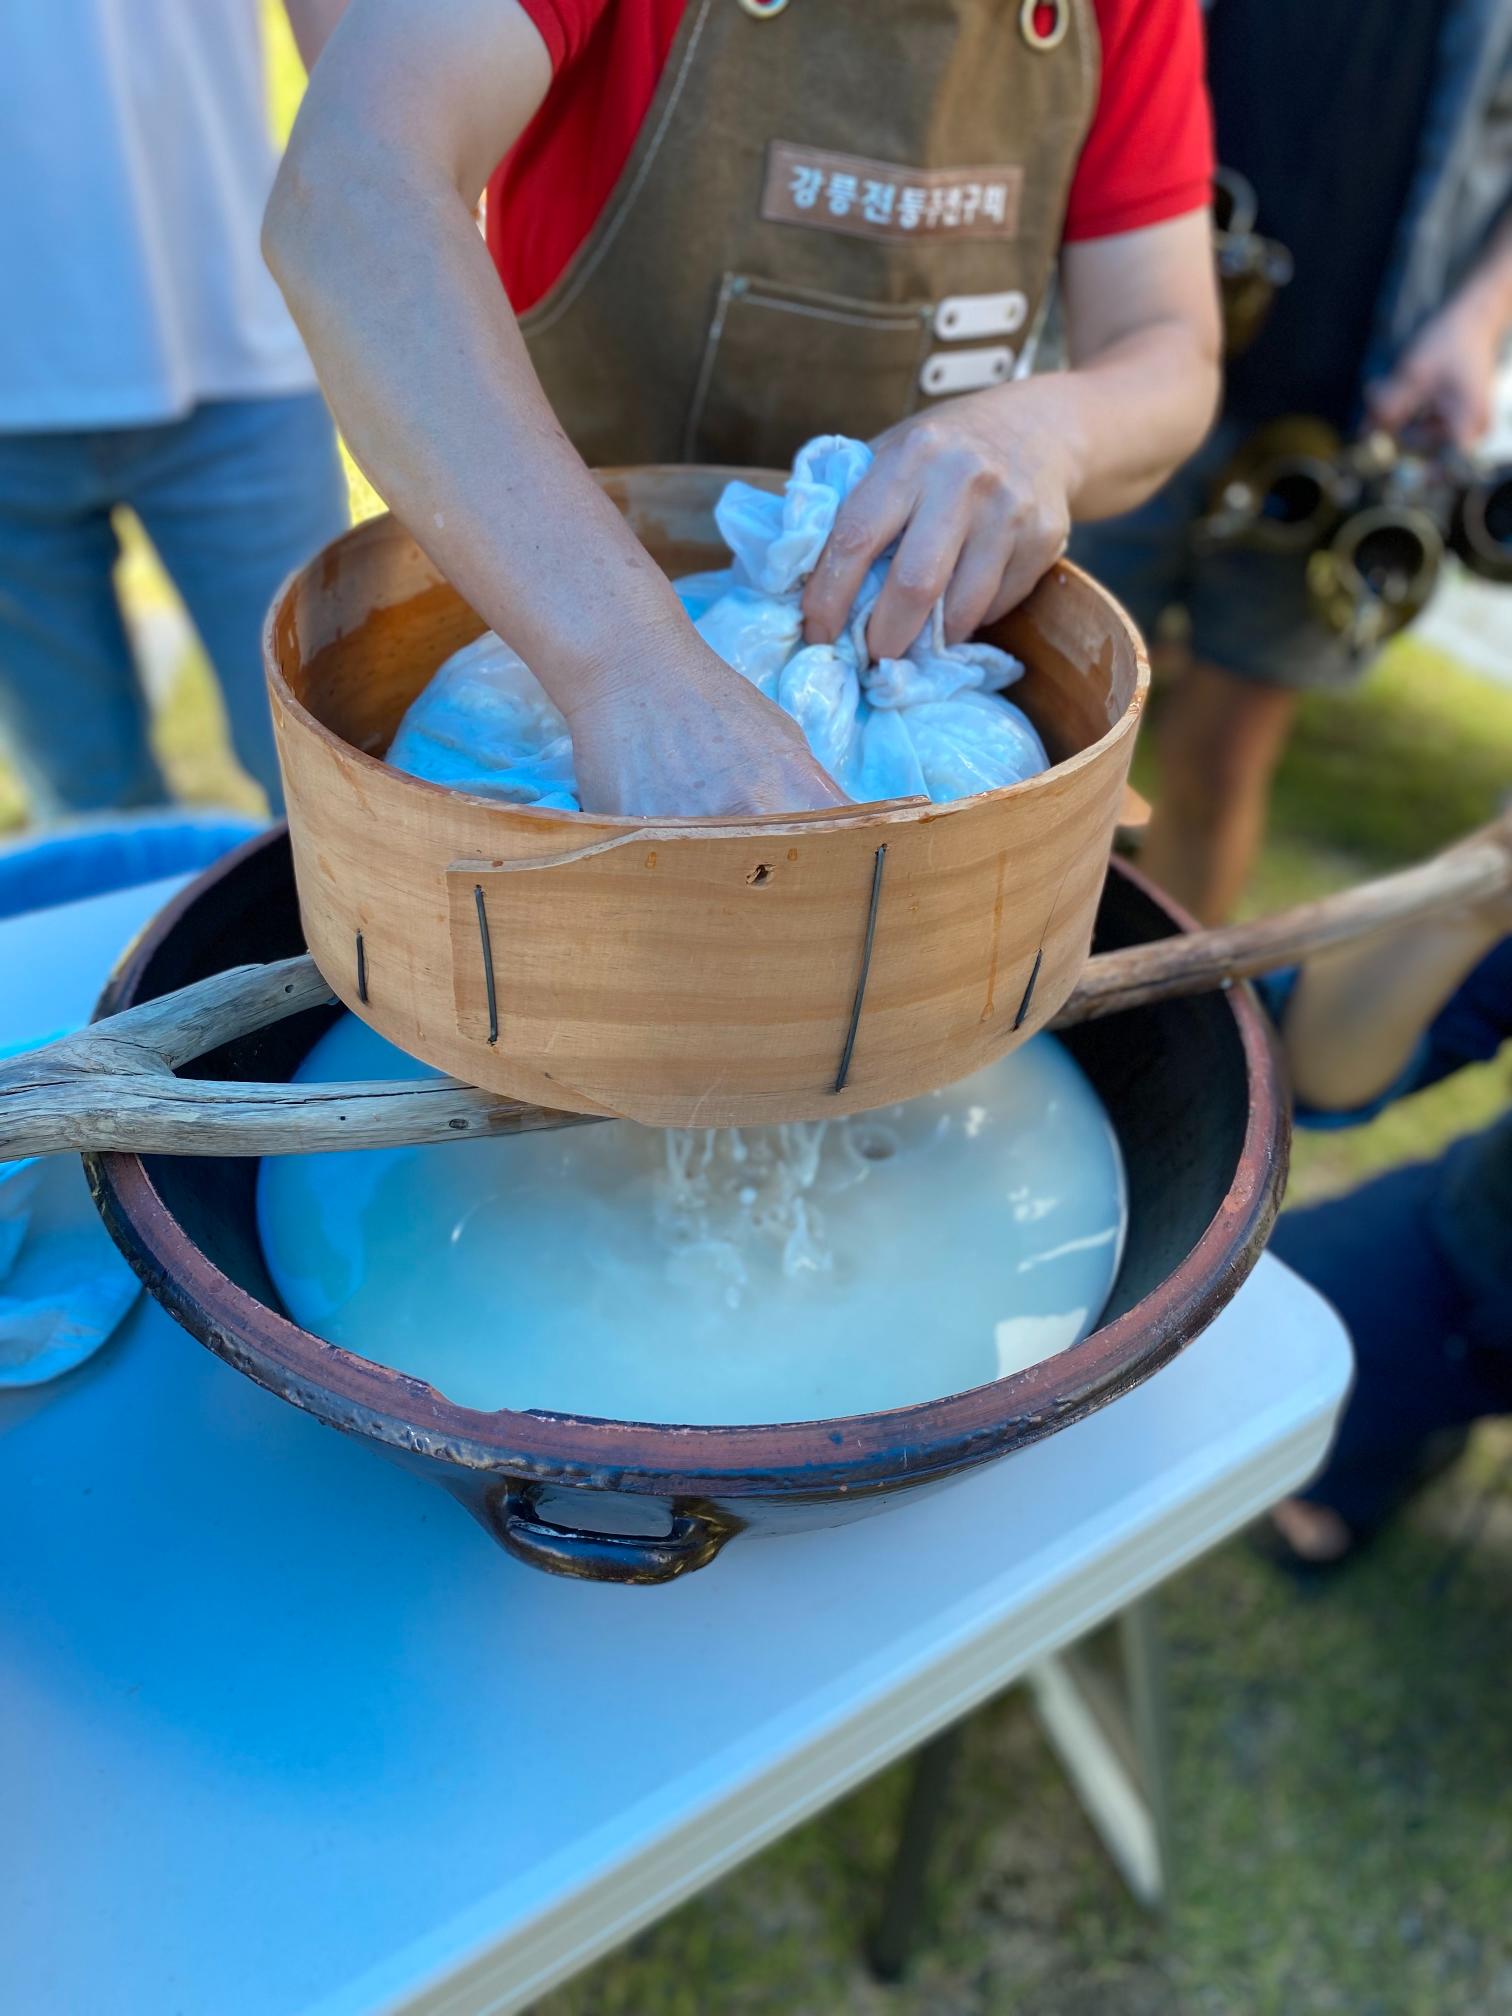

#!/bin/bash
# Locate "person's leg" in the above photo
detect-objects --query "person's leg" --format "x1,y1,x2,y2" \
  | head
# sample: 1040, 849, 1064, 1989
0, 431, 165, 817
1268, 1154, 1512, 1553
1141, 662, 1299, 924
129, 393, 349, 810
1140, 529, 1368, 924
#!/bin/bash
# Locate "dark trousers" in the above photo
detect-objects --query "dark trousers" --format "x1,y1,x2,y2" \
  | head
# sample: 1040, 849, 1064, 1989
1270, 1151, 1512, 1532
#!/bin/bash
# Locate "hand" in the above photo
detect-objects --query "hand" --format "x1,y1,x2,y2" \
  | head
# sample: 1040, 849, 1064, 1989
1367, 291, 1504, 450
563, 629, 849, 818
801, 388, 1077, 662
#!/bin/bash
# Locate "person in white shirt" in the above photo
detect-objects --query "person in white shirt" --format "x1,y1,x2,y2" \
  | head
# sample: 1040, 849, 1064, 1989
0, 0, 348, 818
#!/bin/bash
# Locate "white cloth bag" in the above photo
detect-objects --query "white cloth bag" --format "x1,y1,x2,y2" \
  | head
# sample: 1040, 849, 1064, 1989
387, 435, 1050, 810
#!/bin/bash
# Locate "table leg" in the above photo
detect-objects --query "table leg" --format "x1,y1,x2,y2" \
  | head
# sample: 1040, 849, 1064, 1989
867, 1595, 1174, 1981
1120, 1592, 1175, 1897
1026, 1591, 1173, 1910
866, 1722, 967, 1982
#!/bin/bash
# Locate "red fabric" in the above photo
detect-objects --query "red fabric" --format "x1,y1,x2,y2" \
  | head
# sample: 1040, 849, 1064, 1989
1066, 0, 1215, 242
489, 0, 1214, 312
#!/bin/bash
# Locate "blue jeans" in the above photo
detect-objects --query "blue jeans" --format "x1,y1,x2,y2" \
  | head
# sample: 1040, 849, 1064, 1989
1271, 1145, 1512, 1533
0, 393, 349, 817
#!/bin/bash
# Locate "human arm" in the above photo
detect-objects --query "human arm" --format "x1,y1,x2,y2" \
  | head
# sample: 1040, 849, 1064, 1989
281, 0, 350, 72
262, 0, 845, 817
1369, 213, 1512, 448
1282, 830, 1512, 1113
802, 210, 1223, 659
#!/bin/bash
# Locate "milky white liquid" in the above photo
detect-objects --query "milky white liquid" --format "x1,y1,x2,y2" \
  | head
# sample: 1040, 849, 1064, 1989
256, 1016, 1128, 1426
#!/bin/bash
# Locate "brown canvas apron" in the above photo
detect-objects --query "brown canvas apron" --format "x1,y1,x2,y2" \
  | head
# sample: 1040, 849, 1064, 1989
518, 0, 1100, 471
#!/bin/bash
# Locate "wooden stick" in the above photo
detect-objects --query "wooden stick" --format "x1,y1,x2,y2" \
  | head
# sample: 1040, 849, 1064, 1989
3, 812, 1507, 1160
1054, 810, 1512, 1027
0, 957, 595, 1158
71, 955, 333, 1070
2, 1062, 598, 1160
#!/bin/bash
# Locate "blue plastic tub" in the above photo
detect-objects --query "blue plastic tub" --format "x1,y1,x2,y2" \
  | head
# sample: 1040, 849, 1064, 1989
0, 812, 263, 924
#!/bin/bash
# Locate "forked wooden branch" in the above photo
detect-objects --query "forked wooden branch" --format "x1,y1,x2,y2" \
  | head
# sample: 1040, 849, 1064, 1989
3, 811, 1508, 1160
0, 957, 597, 1159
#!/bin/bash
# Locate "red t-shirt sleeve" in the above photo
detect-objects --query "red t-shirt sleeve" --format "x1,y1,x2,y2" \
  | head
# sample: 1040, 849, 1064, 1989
489, 0, 686, 311
495, 0, 1212, 312
1065, 0, 1215, 242
511, 0, 610, 70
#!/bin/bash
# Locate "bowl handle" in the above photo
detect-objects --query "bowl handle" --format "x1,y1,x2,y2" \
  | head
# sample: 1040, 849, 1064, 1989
488, 1488, 738, 1585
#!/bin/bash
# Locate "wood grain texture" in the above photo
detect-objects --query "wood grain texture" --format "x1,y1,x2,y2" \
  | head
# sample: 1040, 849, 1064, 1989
4, 811, 1504, 1160
265, 469, 1147, 1126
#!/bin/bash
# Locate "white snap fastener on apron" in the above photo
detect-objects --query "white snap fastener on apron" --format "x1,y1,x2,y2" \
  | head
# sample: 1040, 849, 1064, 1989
737, 0, 791, 16
920, 347, 1014, 396
934, 292, 1030, 342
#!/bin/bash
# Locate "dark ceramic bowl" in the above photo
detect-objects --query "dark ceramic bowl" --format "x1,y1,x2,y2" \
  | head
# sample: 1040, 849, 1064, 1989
88, 831, 1288, 1585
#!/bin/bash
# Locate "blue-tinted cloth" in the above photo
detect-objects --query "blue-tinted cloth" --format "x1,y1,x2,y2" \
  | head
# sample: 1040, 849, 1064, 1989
1, 1029, 140, 1388
1267, 936, 1512, 1528
0, 1151, 140, 1389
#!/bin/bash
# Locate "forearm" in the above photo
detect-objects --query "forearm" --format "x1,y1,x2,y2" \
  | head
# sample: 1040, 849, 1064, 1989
1022, 316, 1221, 523
1285, 911, 1504, 1112
1372, 210, 1512, 440
264, 131, 683, 715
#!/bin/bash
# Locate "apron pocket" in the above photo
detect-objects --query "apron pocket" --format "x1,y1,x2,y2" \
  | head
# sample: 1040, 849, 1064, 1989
685, 273, 934, 468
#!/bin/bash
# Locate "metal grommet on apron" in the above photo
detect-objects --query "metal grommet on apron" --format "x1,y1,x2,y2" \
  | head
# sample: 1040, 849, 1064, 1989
519, 0, 1100, 469
1020, 0, 1070, 53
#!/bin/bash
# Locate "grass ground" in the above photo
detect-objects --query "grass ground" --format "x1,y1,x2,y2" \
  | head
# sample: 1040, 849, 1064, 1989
2, 17, 1508, 2008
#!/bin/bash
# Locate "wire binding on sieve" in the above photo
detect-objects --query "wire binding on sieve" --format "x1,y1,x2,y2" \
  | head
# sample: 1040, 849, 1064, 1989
474, 884, 499, 1045
1013, 947, 1044, 1030
833, 844, 887, 1095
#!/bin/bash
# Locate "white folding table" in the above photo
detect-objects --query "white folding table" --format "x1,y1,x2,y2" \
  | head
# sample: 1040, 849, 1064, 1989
0, 873, 1352, 2016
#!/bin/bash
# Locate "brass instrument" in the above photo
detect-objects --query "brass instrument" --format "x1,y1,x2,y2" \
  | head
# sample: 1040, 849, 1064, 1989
1195, 417, 1512, 654
1213, 167, 1293, 357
